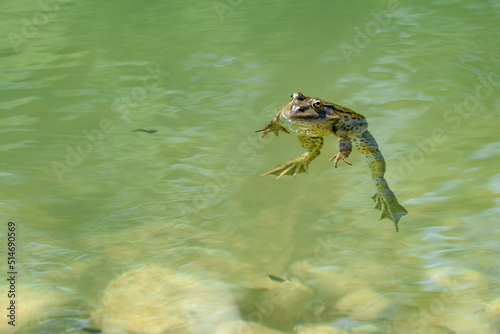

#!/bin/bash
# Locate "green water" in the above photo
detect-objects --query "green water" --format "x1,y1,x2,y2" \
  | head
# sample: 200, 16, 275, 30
1, 0, 499, 333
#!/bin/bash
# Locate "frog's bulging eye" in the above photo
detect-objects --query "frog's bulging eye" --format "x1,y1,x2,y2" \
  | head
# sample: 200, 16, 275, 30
312, 99, 323, 110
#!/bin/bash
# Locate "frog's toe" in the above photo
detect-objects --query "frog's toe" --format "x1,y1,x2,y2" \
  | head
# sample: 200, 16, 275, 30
379, 205, 393, 221
276, 162, 308, 179
260, 160, 309, 179
259, 167, 281, 177
288, 163, 308, 178
255, 127, 273, 138
277, 164, 296, 179
259, 161, 292, 178
294, 163, 308, 176
372, 193, 382, 210
255, 122, 290, 138
329, 152, 352, 168
373, 194, 391, 220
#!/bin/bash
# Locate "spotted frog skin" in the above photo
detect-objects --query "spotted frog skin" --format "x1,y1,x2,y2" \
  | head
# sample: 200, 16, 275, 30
256, 92, 408, 231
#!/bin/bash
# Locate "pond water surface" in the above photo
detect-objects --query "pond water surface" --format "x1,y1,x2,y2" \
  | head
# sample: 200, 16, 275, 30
1, 0, 499, 333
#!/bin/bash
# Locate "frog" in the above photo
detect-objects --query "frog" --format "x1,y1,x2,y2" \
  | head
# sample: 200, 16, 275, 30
256, 92, 408, 231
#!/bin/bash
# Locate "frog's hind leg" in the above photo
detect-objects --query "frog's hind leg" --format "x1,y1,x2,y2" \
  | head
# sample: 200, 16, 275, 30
353, 131, 408, 231
260, 135, 323, 179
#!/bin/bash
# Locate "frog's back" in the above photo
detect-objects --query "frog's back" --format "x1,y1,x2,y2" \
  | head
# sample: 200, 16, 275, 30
329, 102, 368, 136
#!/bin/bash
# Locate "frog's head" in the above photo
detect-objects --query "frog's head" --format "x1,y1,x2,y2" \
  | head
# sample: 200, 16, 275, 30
280, 92, 339, 125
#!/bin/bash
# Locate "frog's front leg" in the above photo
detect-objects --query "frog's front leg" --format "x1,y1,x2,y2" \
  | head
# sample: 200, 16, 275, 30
329, 130, 353, 168
255, 114, 290, 138
260, 135, 323, 179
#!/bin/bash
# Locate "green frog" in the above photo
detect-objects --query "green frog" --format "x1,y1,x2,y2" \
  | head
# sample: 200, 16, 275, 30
256, 92, 408, 231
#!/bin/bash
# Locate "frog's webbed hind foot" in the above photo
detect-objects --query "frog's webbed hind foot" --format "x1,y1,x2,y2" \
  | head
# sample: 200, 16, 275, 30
372, 192, 408, 232
260, 155, 310, 180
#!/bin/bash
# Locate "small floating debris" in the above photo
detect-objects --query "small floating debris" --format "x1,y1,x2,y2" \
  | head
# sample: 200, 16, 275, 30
81, 328, 102, 333
268, 274, 290, 283
132, 129, 157, 134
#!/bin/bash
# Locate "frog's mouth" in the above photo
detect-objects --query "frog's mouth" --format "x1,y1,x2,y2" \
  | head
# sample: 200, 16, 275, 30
279, 111, 333, 125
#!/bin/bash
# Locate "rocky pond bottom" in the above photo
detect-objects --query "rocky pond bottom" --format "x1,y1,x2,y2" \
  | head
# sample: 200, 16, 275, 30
6, 260, 498, 334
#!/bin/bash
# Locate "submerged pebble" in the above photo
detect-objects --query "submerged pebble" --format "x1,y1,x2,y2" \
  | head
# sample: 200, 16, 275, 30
94, 265, 240, 333
288, 260, 392, 322
243, 279, 318, 332
216, 321, 283, 333
486, 298, 500, 330
297, 325, 348, 333
486, 298, 500, 317
335, 288, 390, 321
288, 261, 356, 301
425, 266, 487, 290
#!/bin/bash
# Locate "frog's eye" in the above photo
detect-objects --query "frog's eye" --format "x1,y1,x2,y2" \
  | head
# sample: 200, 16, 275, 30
311, 99, 323, 110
